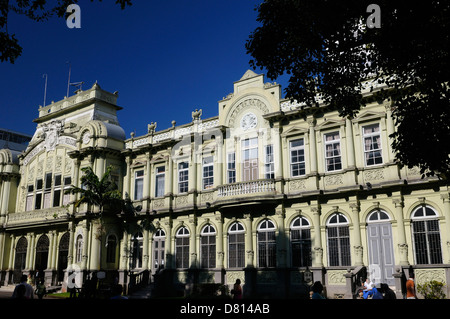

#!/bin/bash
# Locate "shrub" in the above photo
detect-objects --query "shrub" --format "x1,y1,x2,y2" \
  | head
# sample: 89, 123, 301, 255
417, 280, 446, 299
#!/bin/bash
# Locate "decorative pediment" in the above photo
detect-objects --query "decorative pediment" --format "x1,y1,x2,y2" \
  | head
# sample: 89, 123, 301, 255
352, 110, 385, 123
315, 118, 344, 130
281, 126, 309, 137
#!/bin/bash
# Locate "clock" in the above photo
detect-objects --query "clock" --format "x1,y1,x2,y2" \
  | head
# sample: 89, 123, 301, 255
240, 112, 257, 131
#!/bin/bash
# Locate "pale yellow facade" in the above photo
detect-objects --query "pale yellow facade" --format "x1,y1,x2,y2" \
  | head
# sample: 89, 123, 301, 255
0, 71, 449, 298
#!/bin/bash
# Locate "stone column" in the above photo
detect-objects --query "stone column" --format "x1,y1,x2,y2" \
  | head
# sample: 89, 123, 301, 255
0, 177, 11, 222
345, 118, 356, 168
385, 100, 396, 162
441, 193, 450, 263
216, 214, 224, 269
165, 219, 173, 269
276, 207, 287, 267
189, 216, 198, 268
311, 207, 323, 268
124, 156, 132, 198
244, 214, 254, 267
308, 118, 318, 174
393, 199, 409, 265
47, 231, 55, 270
89, 221, 101, 271
166, 155, 173, 196
143, 226, 149, 270
350, 202, 363, 266
67, 222, 75, 272
81, 222, 90, 271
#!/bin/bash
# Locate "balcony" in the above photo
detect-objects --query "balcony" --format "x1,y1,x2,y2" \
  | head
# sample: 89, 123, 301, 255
217, 179, 276, 197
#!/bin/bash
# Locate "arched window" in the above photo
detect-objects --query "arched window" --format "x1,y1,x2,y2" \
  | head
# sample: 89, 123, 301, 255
106, 234, 117, 264
175, 227, 190, 268
58, 232, 70, 282
327, 213, 351, 266
35, 235, 49, 271
291, 216, 312, 267
153, 229, 166, 271
228, 222, 245, 268
411, 206, 443, 265
75, 235, 83, 263
367, 210, 390, 222
257, 219, 276, 268
200, 225, 216, 268
14, 237, 28, 281
131, 232, 143, 269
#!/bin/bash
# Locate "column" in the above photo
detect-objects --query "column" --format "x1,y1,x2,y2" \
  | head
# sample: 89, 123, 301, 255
72, 159, 81, 214
441, 193, 450, 263
350, 202, 363, 266
81, 222, 89, 271
385, 101, 396, 162
166, 155, 173, 196
276, 207, 287, 267
25, 233, 32, 270
0, 177, 11, 222
311, 207, 323, 267
189, 216, 197, 268
0, 231, 5, 270
165, 220, 173, 269
393, 199, 409, 265
143, 226, 149, 270
47, 231, 55, 270
244, 214, 254, 267
67, 222, 75, 272
144, 152, 151, 210
345, 118, 356, 168
308, 118, 318, 174
89, 222, 101, 271
215, 214, 224, 269
120, 226, 128, 270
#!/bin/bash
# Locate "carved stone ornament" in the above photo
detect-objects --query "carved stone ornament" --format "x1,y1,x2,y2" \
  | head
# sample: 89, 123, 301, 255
82, 131, 91, 145
43, 120, 65, 151
240, 112, 258, 131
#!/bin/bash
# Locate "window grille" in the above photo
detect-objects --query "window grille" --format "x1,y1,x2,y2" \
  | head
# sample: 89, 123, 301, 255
228, 222, 245, 268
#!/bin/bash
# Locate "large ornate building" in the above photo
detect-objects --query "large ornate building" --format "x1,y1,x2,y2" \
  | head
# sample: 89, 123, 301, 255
0, 71, 449, 299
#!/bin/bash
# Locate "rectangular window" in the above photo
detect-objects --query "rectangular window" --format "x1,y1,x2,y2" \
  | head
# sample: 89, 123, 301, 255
53, 174, 62, 207
155, 166, 165, 198
45, 173, 52, 189
35, 179, 43, 210
265, 145, 275, 179
26, 185, 34, 211
227, 153, 236, 184
63, 176, 72, 206
363, 124, 383, 166
202, 156, 214, 190
290, 139, 306, 176
134, 170, 144, 200
242, 138, 258, 181
178, 162, 189, 193
228, 233, 245, 268
324, 132, 342, 172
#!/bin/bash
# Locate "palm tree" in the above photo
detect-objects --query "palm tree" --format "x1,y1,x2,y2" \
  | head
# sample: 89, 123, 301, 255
66, 165, 123, 217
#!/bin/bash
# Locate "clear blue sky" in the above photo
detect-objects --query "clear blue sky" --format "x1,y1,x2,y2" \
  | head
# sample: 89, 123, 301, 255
0, 0, 288, 138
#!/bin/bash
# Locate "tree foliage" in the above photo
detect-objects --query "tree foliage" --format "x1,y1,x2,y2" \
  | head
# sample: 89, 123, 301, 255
0, 0, 132, 63
65, 165, 123, 217
246, 0, 450, 180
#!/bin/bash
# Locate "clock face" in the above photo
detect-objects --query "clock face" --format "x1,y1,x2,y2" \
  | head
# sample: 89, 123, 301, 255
240, 112, 257, 131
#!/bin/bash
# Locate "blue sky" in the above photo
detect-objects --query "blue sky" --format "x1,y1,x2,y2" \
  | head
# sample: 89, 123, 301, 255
0, 0, 289, 138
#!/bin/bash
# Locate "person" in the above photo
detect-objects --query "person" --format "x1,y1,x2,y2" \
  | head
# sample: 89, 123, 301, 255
380, 283, 397, 299
12, 274, 34, 299
110, 284, 128, 299
406, 276, 416, 299
35, 279, 47, 300
371, 285, 384, 299
231, 279, 242, 300
363, 278, 374, 290
311, 281, 325, 299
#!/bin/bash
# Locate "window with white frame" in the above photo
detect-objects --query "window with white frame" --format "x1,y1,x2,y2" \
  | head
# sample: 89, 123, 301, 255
411, 206, 443, 265
265, 144, 275, 179
35, 178, 43, 210
155, 166, 165, 198
53, 174, 62, 207
134, 170, 144, 200
228, 222, 245, 268
153, 229, 166, 270
131, 232, 143, 269
363, 123, 383, 166
75, 234, 83, 263
257, 219, 277, 268
106, 234, 117, 263
290, 139, 306, 177
200, 224, 216, 268
63, 176, 72, 206
242, 137, 258, 181
178, 162, 189, 193
327, 213, 351, 266
324, 132, 342, 172
175, 226, 190, 268
202, 156, 214, 190
26, 184, 34, 211
227, 153, 236, 184
290, 216, 312, 267
43, 172, 52, 209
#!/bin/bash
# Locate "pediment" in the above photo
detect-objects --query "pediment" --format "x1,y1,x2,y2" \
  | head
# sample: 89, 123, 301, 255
281, 126, 308, 137
315, 118, 344, 130
352, 110, 385, 123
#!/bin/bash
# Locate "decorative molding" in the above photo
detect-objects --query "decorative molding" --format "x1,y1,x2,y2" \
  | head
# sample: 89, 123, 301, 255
415, 268, 447, 286
324, 174, 344, 186
327, 270, 347, 286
